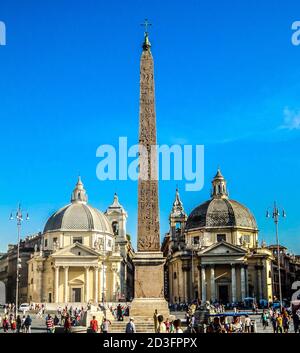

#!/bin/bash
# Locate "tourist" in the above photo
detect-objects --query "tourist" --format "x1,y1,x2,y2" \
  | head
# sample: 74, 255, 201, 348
230, 317, 243, 333
101, 318, 111, 333
244, 315, 251, 333
125, 317, 136, 333
64, 313, 72, 333
46, 314, 55, 333
173, 319, 183, 333
270, 313, 277, 333
292, 311, 299, 333
21, 315, 26, 333
207, 317, 222, 333
157, 315, 167, 333
2, 316, 9, 333
24, 314, 32, 333
276, 313, 283, 333
53, 315, 60, 326
90, 316, 99, 333
164, 318, 171, 332
16, 315, 22, 333
283, 312, 290, 333
117, 304, 123, 321
10, 317, 17, 333
261, 310, 269, 330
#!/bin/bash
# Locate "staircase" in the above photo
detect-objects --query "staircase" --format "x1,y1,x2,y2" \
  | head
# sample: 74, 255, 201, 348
109, 319, 155, 333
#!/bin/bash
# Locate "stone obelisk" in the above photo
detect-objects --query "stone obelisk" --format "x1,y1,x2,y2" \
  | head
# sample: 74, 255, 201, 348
130, 25, 169, 318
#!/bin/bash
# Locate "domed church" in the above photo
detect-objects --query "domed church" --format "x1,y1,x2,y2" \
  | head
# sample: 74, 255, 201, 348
162, 169, 274, 304
27, 177, 134, 304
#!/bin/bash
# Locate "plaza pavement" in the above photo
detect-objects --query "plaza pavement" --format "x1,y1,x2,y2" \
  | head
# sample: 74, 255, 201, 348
0, 309, 295, 333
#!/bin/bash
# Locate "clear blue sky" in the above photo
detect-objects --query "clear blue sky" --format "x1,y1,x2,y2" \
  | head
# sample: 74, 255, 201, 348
0, 0, 300, 253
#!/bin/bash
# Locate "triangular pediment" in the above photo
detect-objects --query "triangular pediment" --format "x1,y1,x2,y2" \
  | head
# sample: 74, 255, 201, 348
201, 241, 247, 256
51, 242, 100, 258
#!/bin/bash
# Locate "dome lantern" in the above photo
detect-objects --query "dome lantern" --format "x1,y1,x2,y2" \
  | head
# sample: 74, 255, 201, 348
211, 168, 228, 199
71, 176, 88, 204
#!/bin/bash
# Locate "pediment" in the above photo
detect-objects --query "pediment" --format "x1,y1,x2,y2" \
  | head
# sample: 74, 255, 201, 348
51, 242, 100, 258
201, 241, 247, 256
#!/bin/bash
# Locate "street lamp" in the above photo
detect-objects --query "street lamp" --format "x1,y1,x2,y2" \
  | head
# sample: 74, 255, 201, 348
9, 203, 29, 316
266, 201, 286, 310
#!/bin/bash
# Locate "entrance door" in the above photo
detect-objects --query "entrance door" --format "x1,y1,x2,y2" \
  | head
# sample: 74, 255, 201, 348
71, 288, 81, 302
219, 285, 229, 303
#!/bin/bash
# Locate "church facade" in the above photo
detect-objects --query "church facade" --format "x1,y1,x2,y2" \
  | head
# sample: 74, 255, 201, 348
162, 169, 275, 304
27, 177, 134, 304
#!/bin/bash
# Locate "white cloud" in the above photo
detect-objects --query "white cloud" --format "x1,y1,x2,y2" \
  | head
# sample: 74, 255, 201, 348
280, 107, 300, 130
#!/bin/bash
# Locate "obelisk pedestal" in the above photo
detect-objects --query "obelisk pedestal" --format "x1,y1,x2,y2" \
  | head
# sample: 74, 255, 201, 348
130, 252, 169, 318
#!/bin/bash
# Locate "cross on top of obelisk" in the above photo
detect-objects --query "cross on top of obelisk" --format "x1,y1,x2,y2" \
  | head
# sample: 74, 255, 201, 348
141, 18, 152, 34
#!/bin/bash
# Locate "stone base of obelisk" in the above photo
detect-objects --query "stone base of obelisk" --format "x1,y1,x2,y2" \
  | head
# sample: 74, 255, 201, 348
130, 252, 170, 319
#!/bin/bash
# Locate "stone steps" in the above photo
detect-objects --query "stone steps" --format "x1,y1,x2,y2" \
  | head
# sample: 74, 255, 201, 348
109, 320, 155, 333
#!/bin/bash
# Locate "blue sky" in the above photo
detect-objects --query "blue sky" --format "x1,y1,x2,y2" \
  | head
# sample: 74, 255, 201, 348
0, 0, 300, 253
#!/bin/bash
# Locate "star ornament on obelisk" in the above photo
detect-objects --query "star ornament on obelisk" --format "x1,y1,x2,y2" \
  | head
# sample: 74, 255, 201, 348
130, 20, 170, 320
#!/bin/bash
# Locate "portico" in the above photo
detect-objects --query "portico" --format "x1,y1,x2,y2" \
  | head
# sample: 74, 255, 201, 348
198, 241, 247, 303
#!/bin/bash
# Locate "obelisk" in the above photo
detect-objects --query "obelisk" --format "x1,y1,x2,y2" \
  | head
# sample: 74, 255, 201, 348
130, 23, 169, 318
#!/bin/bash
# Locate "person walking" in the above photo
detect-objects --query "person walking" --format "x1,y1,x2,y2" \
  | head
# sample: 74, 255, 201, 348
101, 318, 111, 333
244, 315, 251, 333
90, 316, 99, 333
10, 317, 17, 333
2, 316, 9, 333
292, 311, 299, 333
125, 318, 136, 333
261, 310, 269, 330
283, 312, 290, 333
276, 314, 283, 333
24, 314, 32, 333
46, 314, 55, 333
16, 315, 22, 333
64, 313, 72, 333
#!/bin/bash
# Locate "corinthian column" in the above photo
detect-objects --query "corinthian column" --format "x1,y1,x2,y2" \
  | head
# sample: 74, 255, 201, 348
210, 266, 216, 302
241, 265, 246, 300
231, 265, 236, 303
54, 266, 59, 303
85, 266, 90, 303
94, 266, 99, 303
201, 266, 206, 302
63, 266, 69, 303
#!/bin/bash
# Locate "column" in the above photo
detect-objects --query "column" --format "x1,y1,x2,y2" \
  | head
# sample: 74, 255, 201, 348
201, 265, 206, 303
231, 264, 236, 303
98, 264, 102, 302
210, 265, 216, 302
85, 266, 90, 303
245, 265, 249, 297
257, 266, 263, 300
64, 266, 69, 303
197, 265, 201, 302
54, 266, 59, 303
94, 266, 99, 303
183, 270, 188, 302
101, 264, 107, 302
241, 265, 246, 300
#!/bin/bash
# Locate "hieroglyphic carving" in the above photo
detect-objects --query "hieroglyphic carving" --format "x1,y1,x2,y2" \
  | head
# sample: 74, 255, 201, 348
137, 46, 160, 252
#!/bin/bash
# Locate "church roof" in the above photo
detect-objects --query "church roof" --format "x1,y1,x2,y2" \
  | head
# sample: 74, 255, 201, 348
186, 170, 257, 230
44, 178, 113, 234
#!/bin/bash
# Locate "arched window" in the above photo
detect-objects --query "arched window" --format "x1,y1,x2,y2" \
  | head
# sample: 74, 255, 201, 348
112, 221, 119, 235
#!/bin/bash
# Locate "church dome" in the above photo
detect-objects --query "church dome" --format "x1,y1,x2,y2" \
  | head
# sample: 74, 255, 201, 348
186, 170, 257, 230
44, 177, 113, 234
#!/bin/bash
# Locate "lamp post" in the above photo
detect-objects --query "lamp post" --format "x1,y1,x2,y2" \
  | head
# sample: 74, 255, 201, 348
9, 203, 29, 317
266, 202, 286, 310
